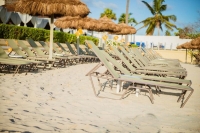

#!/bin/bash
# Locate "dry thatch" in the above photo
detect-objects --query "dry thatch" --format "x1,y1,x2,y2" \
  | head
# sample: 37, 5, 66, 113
54, 16, 99, 31
110, 23, 136, 35
97, 16, 120, 32
4, 0, 18, 11
177, 41, 200, 49
176, 45, 182, 49
5, 0, 90, 18
191, 37, 200, 46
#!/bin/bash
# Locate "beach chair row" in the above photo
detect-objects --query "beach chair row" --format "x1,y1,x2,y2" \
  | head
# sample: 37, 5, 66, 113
0, 38, 99, 75
85, 40, 193, 108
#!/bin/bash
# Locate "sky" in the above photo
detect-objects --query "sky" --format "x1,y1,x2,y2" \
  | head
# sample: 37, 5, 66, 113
82, 0, 200, 36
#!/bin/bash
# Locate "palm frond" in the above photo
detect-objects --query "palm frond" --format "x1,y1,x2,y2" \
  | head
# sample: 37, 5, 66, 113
159, 4, 167, 13
142, 1, 155, 15
164, 15, 177, 21
146, 22, 156, 35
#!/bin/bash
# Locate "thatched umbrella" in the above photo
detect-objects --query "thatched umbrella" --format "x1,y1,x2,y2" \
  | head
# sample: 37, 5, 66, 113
96, 16, 121, 49
191, 36, 200, 46
176, 45, 182, 49
54, 16, 100, 55
110, 23, 136, 35
5, 0, 90, 59
54, 16, 99, 31
178, 41, 199, 49
177, 41, 200, 63
97, 16, 120, 32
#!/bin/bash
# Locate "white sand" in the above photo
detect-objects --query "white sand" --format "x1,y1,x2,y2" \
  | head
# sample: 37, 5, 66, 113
155, 50, 193, 63
0, 62, 200, 133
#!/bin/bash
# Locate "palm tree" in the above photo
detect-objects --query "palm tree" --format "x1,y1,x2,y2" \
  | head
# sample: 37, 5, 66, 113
165, 30, 171, 36
100, 8, 117, 20
125, 0, 130, 44
137, 0, 177, 35
118, 13, 137, 24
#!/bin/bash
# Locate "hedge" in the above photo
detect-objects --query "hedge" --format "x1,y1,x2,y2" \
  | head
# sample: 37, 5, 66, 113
0, 24, 99, 45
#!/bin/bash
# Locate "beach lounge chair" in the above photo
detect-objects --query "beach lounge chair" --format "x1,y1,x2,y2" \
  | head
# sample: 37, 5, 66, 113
72, 43, 98, 62
110, 46, 187, 79
65, 42, 91, 63
118, 46, 186, 71
27, 38, 77, 66
138, 47, 180, 65
39, 41, 81, 64
122, 46, 181, 67
85, 40, 193, 108
0, 46, 39, 75
11, 39, 58, 69
6, 39, 53, 69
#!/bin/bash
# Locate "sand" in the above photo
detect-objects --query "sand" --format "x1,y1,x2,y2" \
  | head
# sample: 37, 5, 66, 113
155, 50, 193, 63
0, 60, 200, 132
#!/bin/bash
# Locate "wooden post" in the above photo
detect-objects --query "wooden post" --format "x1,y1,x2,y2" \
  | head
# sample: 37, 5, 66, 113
49, 15, 54, 59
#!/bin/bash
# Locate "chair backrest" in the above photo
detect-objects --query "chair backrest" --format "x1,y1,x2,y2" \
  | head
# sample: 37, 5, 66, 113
27, 38, 45, 56
100, 50, 131, 75
128, 47, 148, 66
52, 43, 62, 54
84, 47, 96, 56
110, 46, 137, 72
17, 40, 36, 57
0, 45, 9, 58
85, 40, 120, 78
39, 41, 50, 53
65, 42, 76, 55
72, 43, 85, 55
118, 46, 141, 68
7, 39, 27, 58
56, 42, 67, 53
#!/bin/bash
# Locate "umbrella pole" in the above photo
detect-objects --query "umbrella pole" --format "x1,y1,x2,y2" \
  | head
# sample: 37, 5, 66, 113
49, 15, 54, 59
77, 36, 80, 55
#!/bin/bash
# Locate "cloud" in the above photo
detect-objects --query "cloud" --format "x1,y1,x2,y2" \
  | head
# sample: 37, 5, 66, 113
82, 0, 118, 9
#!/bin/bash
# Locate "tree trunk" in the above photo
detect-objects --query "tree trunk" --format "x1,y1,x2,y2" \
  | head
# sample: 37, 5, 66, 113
156, 21, 160, 36
125, 0, 130, 44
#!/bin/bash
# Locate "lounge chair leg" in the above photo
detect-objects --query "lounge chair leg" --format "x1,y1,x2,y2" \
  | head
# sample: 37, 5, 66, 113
109, 80, 113, 90
116, 80, 122, 93
177, 90, 186, 102
13, 65, 20, 76
180, 90, 194, 108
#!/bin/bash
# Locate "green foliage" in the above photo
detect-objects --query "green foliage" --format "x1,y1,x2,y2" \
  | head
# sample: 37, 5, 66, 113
187, 49, 199, 58
174, 27, 200, 39
165, 30, 171, 36
0, 24, 99, 45
112, 41, 121, 46
137, 0, 177, 35
118, 13, 137, 24
100, 8, 117, 20
131, 44, 138, 48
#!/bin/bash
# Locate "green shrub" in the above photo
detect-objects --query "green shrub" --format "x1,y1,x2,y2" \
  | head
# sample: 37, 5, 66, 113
0, 24, 99, 45
131, 44, 138, 48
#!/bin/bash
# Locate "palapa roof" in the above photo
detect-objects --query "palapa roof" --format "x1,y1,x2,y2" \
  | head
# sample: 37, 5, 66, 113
5, 0, 90, 18
54, 16, 100, 31
191, 36, 200, 46
55, 15, 121, 32
177, 41, 200, 49
110, 23, 136, 35
97, 16, 120, 32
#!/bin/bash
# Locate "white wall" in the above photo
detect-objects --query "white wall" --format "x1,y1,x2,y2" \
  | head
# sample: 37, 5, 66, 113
92, 32, 192, 50
131, 35, 192, 50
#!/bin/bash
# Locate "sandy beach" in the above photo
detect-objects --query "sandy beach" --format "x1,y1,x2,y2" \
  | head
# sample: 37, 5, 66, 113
0, 60, 200, 133
155, 50, 193, 63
